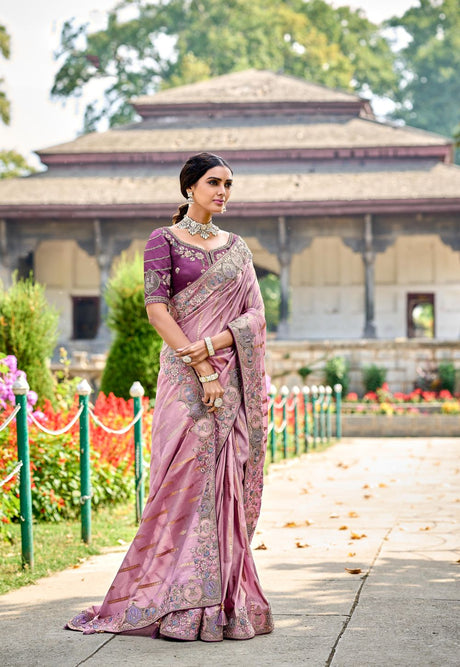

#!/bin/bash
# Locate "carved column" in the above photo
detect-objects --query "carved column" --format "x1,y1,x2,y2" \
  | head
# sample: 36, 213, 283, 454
362, 213, 377, 338
0, 219, 11, 285
94, 219, 112, 346
277, 216, 292, 339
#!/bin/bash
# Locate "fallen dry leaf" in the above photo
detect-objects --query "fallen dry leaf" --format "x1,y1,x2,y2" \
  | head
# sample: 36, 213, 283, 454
339, 525, 348, 531
363, 494, 373, 500
348, 511, 359, 518
283, 521, 299, 528
329, 513, 340, 519
362, 483, 370, 489
347, 552, 356, 557
378, 483, 388, 488
419, 526, 431, 531
345, 567, 362, 574
337, 462, 349, 469
327, 476, 336, 481
255, 542, 268, 550
304, 519, 314, 526
295, 541, 310, 549
350, 532, 367, 540
300, 488, 309, 495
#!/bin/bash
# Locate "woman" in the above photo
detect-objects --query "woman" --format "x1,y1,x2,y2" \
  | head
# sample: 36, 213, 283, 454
67, 152, 273, 642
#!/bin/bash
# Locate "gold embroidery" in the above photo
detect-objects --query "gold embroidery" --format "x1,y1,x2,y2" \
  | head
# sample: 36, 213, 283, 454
160, 480, 173, 489
154, 547, 178, 558
119, 564, 140, 573
165, 484, 194, 499
107, 595, 130, 604
189, 494, 201, 503
142, 509, 168, 524
137, 581, 162, 590
139, 541, 159, 552
170, 455, 196, 470
167, 514, 188, 526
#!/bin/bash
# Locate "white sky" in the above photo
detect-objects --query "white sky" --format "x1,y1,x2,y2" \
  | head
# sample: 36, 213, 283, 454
0, 0, 419, 167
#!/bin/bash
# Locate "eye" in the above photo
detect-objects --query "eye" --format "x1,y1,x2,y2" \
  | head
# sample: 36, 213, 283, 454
208, 179, 218, 185
225, 181, 233, 188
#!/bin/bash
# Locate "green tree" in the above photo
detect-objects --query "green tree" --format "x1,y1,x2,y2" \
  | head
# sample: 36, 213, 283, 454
387, 0, 460, 142
259, 273, 280, 333
0, 275, 58, 402
51, 0, 396, 131
100, 253, 162, 400
0, 24, 11, 125
0, 150, 36, 179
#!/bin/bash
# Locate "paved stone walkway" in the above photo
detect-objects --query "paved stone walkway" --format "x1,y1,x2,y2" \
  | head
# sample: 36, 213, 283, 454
1, 437, 459, 666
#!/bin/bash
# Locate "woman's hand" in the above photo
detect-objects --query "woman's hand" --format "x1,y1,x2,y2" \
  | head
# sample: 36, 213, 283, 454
175, 340, 209, 366
201, 378, 224, 413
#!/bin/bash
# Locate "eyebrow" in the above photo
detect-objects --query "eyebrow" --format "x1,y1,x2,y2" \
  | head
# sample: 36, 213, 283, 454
206, 176, 233, 183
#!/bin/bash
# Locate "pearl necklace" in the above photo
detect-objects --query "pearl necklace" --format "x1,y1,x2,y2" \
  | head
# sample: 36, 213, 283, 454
176, 214, 220, 240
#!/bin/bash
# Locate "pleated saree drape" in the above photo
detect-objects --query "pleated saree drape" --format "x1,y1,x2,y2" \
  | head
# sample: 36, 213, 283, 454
67, 237, 273, 641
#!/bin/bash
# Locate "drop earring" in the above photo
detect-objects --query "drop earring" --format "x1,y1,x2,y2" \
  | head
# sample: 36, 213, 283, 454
187, 191, 194, 204
222, 202, 227, 213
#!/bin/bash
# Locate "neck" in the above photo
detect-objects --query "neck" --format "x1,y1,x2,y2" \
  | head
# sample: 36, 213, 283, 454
186, 206, 212, 224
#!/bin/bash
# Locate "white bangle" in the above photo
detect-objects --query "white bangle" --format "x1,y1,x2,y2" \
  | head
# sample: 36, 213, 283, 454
198, 372, 219, 383
204, 336, 215, 357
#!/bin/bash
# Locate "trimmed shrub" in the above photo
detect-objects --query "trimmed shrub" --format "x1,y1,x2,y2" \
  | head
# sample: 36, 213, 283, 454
0, 275, 58, 403
363, 364, 387, 393
324, 356, 350, 396
100, 254, 162, 399
438, 362, 456, 394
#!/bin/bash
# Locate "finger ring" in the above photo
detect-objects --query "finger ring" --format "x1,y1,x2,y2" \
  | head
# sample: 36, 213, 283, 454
214, 397, 223, 408
182, 355, 192, 364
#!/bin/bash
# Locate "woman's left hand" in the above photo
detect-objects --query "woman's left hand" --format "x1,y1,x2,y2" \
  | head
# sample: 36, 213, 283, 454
175, 340, 209, 366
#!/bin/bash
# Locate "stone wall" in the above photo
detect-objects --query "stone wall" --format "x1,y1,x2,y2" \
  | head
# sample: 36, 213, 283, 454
266, 338, 460, 394
333, 414, 460, 437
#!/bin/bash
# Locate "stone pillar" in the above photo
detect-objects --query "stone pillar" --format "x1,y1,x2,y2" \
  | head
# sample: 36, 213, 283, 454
0, 219, 11, 286
362, 213, 377, 338
94, 219, 113, 349
277, 216, 292, 339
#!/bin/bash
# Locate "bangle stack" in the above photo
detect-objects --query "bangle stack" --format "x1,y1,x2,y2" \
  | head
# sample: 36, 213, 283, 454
198, 372, 219, 383
204, 336, 215, 357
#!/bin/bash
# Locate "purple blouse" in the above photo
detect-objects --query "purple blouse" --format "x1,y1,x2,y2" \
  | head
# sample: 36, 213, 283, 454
144, 226, 238, 306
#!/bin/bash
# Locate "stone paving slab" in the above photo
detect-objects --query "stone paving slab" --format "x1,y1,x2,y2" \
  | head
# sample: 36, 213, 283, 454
1, 437, 459, 667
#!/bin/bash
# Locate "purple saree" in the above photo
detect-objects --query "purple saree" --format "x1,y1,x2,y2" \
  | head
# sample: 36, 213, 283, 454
67, 231, 273, 641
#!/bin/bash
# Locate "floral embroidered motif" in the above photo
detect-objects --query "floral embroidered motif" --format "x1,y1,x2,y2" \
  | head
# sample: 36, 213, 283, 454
144, 268, 161, 295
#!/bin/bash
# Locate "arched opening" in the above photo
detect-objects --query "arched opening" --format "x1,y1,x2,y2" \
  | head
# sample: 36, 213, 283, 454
407, 293, 435, 338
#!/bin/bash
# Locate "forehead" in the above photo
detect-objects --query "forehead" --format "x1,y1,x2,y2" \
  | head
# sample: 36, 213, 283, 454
200, 165, 233, 181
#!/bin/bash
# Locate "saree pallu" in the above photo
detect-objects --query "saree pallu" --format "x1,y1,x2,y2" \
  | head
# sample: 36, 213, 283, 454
67, 237, 274, 641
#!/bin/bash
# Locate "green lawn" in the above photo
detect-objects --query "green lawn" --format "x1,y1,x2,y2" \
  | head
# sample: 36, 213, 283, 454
0, 501, 138, 596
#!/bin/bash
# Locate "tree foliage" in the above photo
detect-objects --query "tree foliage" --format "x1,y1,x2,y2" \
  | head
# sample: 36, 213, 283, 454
51, 0, 396, 131
100, 253, 162, 400
0, 275, 59, 403
0, 150, 36, 179
387, 0, 460, 141
0, 24, 11, 125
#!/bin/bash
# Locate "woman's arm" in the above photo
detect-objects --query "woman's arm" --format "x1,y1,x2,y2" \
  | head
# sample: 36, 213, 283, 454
146, 302, 223, 411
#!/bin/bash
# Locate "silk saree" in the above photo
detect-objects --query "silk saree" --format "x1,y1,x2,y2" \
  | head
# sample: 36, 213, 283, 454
67, 234, 273, 641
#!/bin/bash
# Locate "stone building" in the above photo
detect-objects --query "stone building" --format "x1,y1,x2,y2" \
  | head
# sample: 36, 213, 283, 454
0, 70, 459, 388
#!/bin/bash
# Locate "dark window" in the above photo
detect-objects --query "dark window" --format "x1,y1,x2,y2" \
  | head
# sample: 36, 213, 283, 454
72, 296, 100, 340
17, 251, 34, 280
407, 293, 435, 338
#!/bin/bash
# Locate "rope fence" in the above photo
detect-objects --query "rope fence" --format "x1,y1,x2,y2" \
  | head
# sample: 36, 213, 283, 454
1, 377, 342, 570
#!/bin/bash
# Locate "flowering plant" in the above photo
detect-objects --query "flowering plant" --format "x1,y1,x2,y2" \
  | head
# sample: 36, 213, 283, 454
1, 357, 153, 538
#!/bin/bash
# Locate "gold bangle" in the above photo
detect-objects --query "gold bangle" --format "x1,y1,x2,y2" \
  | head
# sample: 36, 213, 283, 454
204, 336, 215, 357
198, 372, 219, 383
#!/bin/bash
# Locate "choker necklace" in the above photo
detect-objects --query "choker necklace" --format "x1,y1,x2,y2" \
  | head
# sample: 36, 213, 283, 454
176, 214, 220, 240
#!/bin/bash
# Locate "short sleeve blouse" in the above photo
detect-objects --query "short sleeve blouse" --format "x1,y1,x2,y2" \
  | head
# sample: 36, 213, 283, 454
144, 227, 237, 307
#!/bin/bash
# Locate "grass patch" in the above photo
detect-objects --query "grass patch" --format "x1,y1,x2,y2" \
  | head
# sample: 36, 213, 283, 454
0, 500, 138, 596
